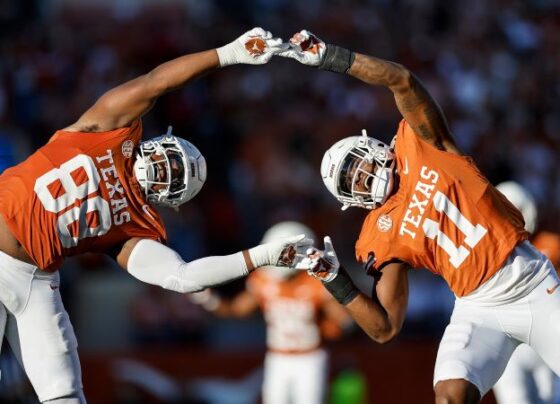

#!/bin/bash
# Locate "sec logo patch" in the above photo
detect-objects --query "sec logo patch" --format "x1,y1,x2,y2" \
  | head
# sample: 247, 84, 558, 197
377, 214, 392, 232
122, 140, 134, 158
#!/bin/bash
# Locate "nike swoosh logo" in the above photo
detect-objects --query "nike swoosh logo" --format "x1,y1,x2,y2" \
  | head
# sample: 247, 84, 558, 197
546, 283, 559, 294
142, 204, 155, 221
402, 157, 409, 175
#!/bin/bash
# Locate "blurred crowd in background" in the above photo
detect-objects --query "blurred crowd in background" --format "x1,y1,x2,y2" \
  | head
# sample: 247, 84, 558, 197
0, 0, 559, 401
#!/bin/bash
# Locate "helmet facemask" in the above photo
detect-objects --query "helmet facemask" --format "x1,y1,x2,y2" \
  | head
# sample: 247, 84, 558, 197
134, 127, 206, 209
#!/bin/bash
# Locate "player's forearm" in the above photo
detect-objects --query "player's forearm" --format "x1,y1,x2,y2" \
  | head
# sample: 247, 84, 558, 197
348, 53, 411, 92
189, 289, 257, 318
346, 293, 401, 344
203, 296, 250, 318
213, 301, 255, 318
195, 296, 245, 318
127, 239, 249, 293
78, 50, 221, 130
124, 236, 304, 293
209, 303, 234, 317
144, 49, 220, 96
348, 54, 433, 119
322, 266, 398, 342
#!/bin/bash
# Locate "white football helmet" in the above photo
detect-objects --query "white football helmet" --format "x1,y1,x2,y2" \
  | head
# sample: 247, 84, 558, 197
321, 130, 395, 210
133, 127, 207, 208
496, 181, 537, 234
261, 221, 317, 280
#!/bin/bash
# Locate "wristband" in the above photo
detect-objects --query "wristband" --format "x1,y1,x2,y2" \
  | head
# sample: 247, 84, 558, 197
318, 45, 355, 74
323, 266, 359, 305
216, 44, 236, 67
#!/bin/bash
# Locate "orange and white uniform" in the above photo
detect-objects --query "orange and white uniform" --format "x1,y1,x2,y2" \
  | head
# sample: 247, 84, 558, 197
0, 120, 166, 271
0, 121, 166, 402
355, 121, 560, 396
246, 270, 334, 404
356, 120, 527, 297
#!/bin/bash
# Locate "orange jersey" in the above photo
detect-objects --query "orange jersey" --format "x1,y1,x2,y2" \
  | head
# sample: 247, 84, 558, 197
246, 271, 331, 353
532, 231, 560, 271
356, 120, 528, 296
0, 120, 166, 271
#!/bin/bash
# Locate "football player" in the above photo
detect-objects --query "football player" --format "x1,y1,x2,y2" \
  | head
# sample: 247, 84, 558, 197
277, 30, 560, 403
492, 181, 560, 404
190, 221, 351, 404
0, 28, 313, 404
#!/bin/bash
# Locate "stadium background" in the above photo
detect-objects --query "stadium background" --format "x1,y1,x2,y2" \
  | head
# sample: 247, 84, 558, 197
0, 0, 559, 402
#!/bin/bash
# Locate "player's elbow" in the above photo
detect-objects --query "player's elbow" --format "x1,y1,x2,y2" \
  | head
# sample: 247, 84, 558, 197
367, 324, 401, 344
370, 331, 397, 344
388, 64, 413, 94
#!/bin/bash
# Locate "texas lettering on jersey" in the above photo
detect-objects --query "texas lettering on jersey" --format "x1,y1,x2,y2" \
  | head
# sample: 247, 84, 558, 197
356, 120, 528, 296
0, 120, 166, 271
95, 148, 132, 227
398, 165, 440, 240
247, 271, 331, 353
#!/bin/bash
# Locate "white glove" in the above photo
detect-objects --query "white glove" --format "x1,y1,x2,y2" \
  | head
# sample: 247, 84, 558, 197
277, 29, 326, 66
296, 236, 340, 283
248, 234, 314, 269
188, 289, 221, 311
216, 27, 288, 67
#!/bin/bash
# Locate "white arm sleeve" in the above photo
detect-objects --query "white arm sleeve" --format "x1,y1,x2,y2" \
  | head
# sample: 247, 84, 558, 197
127, 239, 249, 293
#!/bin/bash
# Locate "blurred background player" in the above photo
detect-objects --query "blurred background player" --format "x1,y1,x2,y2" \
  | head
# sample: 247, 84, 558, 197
191, 221, 352, 404
492, 181, 560, 404
0, 27, 313, 404
279, 30, 560, 403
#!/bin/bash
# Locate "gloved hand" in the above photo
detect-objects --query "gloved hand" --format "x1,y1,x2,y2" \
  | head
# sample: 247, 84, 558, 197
188, 289, 221, 311
216, 27, 288, 67
298, 236, 339, 282
278, 29, 355, 74
248, 234, 314, 269
297, 236, 359, 305
277, 30, 326, 66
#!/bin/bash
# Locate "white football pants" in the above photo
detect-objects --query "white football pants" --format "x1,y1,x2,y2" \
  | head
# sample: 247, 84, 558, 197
433, 266, 560, 396
262, 349, 328, 404
493, 344, 558, 404
0, 250, 83, 402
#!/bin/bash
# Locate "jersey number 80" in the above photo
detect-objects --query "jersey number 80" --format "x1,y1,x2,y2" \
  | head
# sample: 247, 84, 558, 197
34, 154, 112, 248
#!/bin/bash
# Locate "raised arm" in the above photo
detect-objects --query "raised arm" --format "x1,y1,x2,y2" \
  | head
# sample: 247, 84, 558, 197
65, 28, 286, 133
348, 55, 458, 153
279, 30, 460, 154
64, 50, 220, 132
